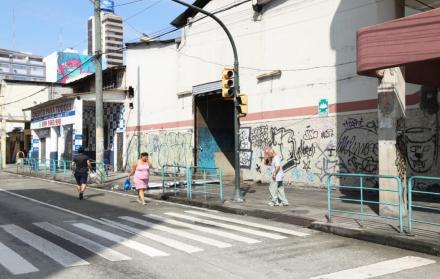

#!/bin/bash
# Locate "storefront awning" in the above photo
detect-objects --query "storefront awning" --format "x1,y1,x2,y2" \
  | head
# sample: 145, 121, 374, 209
357, 8, 440, 86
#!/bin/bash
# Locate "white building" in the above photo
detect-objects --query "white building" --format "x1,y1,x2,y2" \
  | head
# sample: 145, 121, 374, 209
0, 80, 71, 167
25, 66, 126, 169
124, 0, 440, 187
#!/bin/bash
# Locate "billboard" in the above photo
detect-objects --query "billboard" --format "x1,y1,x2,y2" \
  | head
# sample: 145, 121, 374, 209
101, 0, 115, 13
57, 52, 96, 83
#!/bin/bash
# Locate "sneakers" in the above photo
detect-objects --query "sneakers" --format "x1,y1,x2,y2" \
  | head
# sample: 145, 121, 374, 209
280, 203, 289, 207
268, 201, 279, 206
79, 192, 84, 200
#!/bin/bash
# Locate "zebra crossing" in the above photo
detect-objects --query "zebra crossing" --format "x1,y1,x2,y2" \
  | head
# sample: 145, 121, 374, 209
0, 210, 436, 278
0, 210, 310, 276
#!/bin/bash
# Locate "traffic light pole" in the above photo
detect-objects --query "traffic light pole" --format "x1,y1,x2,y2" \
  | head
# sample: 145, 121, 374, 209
170, 0, 243, 202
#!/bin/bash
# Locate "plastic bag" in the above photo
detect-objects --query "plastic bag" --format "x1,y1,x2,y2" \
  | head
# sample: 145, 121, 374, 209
89, 171, 98, 183
124, 178, 132, 191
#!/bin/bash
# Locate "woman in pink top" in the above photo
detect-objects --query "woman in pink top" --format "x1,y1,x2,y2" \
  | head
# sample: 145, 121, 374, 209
128, 152, 152, 205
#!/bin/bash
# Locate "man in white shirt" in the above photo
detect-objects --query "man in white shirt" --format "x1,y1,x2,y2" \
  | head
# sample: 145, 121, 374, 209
264, 147, 289, 206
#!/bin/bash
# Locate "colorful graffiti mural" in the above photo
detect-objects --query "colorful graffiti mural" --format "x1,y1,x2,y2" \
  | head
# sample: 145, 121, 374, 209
57, 52, 96, 83
126, 130, 193, 168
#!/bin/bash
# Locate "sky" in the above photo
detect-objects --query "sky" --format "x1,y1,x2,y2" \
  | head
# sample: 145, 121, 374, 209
0, 0, 187, 56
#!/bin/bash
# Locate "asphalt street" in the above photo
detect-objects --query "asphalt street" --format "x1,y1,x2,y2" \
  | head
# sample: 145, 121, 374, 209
0, 172, 438, 279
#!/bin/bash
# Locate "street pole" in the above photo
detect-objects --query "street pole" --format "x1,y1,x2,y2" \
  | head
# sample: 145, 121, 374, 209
94, 0, 104, 164
170, 0, 243, 202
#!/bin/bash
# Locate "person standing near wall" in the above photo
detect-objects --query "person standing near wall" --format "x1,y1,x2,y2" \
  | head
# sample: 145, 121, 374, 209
264, 146, 289, 206
128, 152, 152, 205
71, 147, 92, 200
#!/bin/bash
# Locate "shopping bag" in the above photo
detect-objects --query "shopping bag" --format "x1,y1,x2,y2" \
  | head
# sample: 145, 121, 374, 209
124, 178, 132, 191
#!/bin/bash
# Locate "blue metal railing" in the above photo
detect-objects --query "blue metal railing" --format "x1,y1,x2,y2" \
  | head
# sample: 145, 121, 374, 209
327, 173, 404, 233
16, 158, 107, 184
408, 176, 440, 234
161, 165, 190, 198
188, 166, 223, 202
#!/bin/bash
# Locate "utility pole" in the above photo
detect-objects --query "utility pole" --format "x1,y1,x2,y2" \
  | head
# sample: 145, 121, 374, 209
94, 0, 104, 164
170, 0, 243, 202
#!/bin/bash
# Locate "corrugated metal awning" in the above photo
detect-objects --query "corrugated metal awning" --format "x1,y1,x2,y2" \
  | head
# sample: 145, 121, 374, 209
357, 8, 440, 86
192, 80, 221, 96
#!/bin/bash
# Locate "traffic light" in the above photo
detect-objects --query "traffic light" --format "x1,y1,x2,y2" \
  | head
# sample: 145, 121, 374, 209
237, 93, 248, 117
222, 68, 235, 98
128, 86, 134, 98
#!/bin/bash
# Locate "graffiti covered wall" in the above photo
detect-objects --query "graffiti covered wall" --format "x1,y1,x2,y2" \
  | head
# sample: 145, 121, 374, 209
241, 108, 440, 188
126, 130, 193, 168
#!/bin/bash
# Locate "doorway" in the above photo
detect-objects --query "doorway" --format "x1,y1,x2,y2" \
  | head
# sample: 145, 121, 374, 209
195, 93, 235, 174
40, 138, 46, 161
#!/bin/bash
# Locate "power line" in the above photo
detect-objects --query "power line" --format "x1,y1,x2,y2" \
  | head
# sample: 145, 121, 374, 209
115, 0, 146, 7
1, 56, 96, 106
124, 0, 164, 21
412, 0, 436, 9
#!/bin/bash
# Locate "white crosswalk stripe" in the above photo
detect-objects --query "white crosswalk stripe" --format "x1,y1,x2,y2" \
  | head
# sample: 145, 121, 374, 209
145, 214, 261, 244
1, 224, 89, 267
101, 218, 203, 253
185, 210, 310, 237
34, 222, 131, 262
118, 216, 232, 248
165, 212, 287, 240
72, 223, 169, 257
309, 256, 436, 279
0, 241, 39, 275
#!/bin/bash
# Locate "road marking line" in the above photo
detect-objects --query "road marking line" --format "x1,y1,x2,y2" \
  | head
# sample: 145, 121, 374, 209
119, 216, 232, 248
72, 223, 168, 257
0, 241, 39, 275
145, 214, 260, 244
1, 224, 89, 267
101, 218, 203, 254
34, 222, 131, 262
309, 256, 436, 279
185, 210, 310, 237
165, 212, 286, 240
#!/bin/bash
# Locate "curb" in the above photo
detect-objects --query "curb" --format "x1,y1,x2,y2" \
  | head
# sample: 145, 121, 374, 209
310, 222, 440, 257
146, 193, 317, 228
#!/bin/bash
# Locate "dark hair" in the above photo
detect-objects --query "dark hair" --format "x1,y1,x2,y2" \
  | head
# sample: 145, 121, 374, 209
77, 147, 84, 153
140, 152, 149, 157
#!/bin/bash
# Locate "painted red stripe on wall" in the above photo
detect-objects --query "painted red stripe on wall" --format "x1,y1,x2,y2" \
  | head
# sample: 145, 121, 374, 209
126, 92, 420, 131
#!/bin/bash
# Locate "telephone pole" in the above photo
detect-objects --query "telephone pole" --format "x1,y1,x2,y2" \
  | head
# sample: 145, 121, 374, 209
94, 0, 104, 164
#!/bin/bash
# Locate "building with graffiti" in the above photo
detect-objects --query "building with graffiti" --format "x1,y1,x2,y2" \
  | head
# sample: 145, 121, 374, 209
124, 0, 440, 188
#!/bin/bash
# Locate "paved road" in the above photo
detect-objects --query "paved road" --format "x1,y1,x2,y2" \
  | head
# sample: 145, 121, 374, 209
0, 172, 438, 279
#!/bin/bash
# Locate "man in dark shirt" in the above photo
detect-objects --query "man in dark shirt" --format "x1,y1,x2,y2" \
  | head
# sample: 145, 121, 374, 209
71, 147, 92, 200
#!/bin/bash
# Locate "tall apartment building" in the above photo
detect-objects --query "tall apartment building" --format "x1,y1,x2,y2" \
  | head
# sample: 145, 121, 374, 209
0, 48, 46, 82
88, 13, 124, 67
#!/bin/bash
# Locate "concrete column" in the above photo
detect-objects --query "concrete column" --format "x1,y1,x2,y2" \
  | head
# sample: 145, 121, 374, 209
1, 119, 6, 169
58, 126, 65, 161
377, 67, 406, 217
